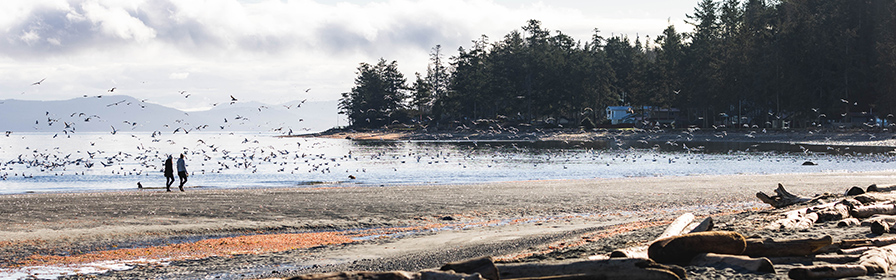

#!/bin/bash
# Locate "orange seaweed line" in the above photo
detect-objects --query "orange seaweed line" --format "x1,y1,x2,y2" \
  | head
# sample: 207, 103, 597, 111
11, 232, 355, 269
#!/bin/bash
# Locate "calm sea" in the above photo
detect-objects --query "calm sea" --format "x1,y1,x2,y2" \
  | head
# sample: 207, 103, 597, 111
1, 132, 894, 194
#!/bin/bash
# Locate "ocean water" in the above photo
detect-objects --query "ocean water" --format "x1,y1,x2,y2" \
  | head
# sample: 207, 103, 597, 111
1, 132, 894, 194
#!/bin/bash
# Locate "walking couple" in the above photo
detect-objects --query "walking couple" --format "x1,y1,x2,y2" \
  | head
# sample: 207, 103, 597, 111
164, 154, 188, 192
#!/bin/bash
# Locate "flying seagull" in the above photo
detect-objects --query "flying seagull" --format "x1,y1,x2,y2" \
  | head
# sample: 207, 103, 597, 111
230, 95, 238, 104
32, 78, 46, 86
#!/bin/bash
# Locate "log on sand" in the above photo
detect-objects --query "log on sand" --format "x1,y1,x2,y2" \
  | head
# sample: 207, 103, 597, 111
609, 213, 702, 259
441, 257, 498, 280
496, 258, 685, 280
850, 204, 896, 219
840, 236, 896, 249
756, 183, 812, 209
690, 253, 774, 274
742, 236, 833, 258
288, 270, 484, 280
648, 231, 747, 266
788, 265, 868, 280
858, 243, 896, 274
765, 212, 818, 230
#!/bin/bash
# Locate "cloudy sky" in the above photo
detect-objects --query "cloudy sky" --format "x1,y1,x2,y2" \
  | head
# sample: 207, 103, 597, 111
0, 0, 698, 111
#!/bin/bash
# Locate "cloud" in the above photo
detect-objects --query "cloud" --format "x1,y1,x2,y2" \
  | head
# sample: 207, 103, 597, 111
0, 0, 693, 110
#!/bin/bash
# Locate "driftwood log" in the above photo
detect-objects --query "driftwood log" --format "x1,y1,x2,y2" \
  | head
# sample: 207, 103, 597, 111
788, 264, 868, 280
742, 236, 832, 257
441, 257, 498, 280
609, 213, 703, 259
648, 231, 747, 265
840, 236, 896, 249
287, 270, 484, 280
837, 218, 861, 227
858, 243, 896, 274
690, 253, 774, 273
496, 258, 685, 280
757, 184, 812, 208
765, 211, 818, 230
850, 203, 896, 219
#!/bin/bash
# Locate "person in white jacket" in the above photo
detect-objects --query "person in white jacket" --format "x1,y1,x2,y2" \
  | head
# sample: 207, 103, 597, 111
176, 153, 188, 191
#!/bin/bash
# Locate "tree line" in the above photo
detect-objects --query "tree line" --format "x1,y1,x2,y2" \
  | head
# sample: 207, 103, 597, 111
339, 0, 896, 130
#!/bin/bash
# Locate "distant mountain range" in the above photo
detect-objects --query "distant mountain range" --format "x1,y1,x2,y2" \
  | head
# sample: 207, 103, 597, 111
0, 95, 341, 134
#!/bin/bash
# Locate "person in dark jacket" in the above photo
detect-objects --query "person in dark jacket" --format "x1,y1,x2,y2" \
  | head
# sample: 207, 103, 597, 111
176, 153, 188, 191
164, 155, 175, 192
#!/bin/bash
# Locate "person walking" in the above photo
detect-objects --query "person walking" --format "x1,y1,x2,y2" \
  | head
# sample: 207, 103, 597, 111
176, 153, 188, 191
164, 155, 175, 192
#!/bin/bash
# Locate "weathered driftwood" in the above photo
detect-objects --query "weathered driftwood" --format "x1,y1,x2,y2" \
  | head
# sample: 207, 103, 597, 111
840, 236, 896, 249
840, 246, 875, 255
496, 258, 684, 280
858, 243, 896, 274
837, 218, 861, 227
657, 213, 695, 240
859, 215, 896, 235
610, 213, 698, 259
742, 235, 832, 257
850, 203, 896, 219
648, 231, 747, 265
287, 270, 484, 280
845, 186, 866, 196
766, 254, 859, 265
765, 211, 818, 230
813, 203, 850, 222
690, 253, 774, 273
756, 183, 812, 208
440, 257, 498, 280
866, 184, 896, 193
682, 217, 714, 234
787, 264, 868, 280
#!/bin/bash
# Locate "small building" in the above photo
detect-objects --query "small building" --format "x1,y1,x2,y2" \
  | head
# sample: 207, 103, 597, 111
606, 106, 634, 125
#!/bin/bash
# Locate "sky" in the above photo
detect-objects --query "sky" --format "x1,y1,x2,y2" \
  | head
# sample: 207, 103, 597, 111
0, 0, 698, 112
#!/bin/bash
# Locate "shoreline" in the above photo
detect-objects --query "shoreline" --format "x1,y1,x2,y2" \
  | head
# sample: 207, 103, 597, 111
2, 170, 896, 279
300, 127, 896, 148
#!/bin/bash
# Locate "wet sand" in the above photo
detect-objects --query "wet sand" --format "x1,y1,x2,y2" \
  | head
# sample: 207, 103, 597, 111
2, 170, 895, 279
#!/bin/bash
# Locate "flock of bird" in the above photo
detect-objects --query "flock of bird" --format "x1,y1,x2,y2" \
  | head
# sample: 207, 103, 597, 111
2, 77, 894, 187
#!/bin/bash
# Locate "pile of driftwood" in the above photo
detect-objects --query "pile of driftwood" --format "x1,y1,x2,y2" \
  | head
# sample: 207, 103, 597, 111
286, 183, 896, 280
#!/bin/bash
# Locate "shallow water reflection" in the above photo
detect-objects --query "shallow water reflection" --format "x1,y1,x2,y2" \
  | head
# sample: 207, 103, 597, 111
0, 132, 894, 194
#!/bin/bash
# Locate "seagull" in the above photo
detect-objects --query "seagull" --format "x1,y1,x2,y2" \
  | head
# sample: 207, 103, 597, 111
305, 88, 311, 92
32, 78, 46, 85
110, 125, 117, 135
230, 95, 238, 104
108, 87, 116, 92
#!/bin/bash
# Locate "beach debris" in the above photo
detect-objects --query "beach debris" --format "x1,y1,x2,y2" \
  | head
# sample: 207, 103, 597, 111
765, 208, 819, 230
495, 258, 685, 280
689, 252, 775, 273
845, 186, 865, 196
837, 218, 860, 227
743, 236, 833, 257
756, 184, 812, 209
287, 270, 485, 280
801, 161, 817, 166
849, 203, 896, 219
610, 213, 702, 259
440, 257, 498, 280
648, 231, 747, 266
840, 236, 896, 249
788, 264, 868, 279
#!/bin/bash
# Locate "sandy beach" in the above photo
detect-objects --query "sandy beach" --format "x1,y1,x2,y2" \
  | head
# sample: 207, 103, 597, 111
3, 169, 895, 279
